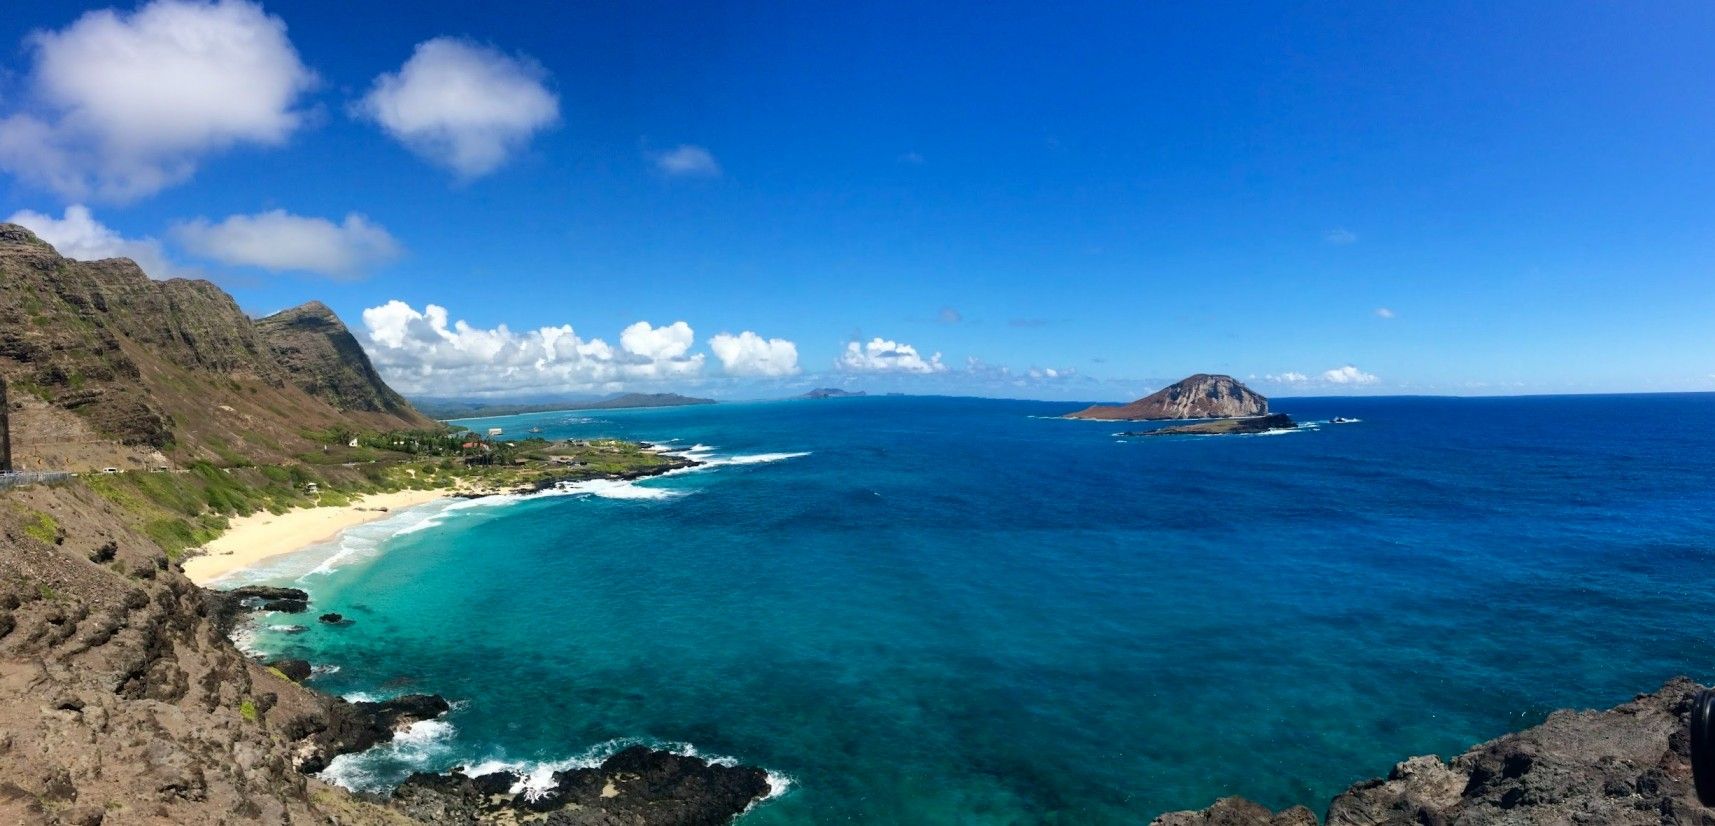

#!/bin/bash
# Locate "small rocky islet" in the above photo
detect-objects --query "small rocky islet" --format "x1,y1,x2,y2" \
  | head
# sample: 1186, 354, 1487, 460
1068, 374, 1299, 435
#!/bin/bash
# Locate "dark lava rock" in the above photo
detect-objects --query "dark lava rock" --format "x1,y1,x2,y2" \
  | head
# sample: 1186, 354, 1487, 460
393, 744, 774, 825
1151, 678, 1714, 825
318, 612, 345, 624
205, 585, 312, 634
88, 540, 118, 563
229, 585, 309, 601
1125, 412, 1297, 437
267, 658, 312, 682
291, 694, 452, 774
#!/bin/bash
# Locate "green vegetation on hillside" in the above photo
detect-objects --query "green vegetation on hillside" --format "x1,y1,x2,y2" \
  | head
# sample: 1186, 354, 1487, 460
79, 430, 682, 560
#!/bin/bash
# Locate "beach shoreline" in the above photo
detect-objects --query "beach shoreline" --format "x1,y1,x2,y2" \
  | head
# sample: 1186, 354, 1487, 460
180, 487, 457, 585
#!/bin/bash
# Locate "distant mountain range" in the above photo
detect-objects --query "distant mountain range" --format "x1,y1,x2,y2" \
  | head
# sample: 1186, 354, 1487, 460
413, 392, 716, 420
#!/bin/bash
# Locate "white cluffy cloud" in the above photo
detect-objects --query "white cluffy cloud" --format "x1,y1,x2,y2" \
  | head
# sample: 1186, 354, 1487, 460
651, 144, 721, 177
173, 210, 399, 277
838, 337, 946, 373
360, 301, 704, 395
1322, 365, 1380, 384
0, 0, 316, 201
710, 331, 800, 377
6, 204, 181, 278
1266, 371, 1309, 384
1375, 307, 1396, 319
357, 37, 559, 178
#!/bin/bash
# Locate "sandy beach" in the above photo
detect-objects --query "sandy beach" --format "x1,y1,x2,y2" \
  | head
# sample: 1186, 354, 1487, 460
181, 487, 456, 585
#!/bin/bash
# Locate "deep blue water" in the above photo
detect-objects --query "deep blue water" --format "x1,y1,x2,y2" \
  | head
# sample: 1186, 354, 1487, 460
230, 394, 1715, 823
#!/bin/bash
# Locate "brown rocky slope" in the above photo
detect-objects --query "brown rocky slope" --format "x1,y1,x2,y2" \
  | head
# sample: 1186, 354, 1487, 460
1153, 677, 1713, 825
0, 224, 431, 471
1067, 373, 1269, 421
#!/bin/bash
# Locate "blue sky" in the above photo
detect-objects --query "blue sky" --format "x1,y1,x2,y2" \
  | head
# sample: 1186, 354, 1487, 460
2, 1, 1711, 400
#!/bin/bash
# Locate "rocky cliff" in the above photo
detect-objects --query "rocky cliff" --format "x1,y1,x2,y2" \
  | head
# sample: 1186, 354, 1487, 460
0, 224, 429, 469
254, 302, 429, 424
0, 482, 411, 824
1067, 374, 1269, 421
1153, 678, 1711, 825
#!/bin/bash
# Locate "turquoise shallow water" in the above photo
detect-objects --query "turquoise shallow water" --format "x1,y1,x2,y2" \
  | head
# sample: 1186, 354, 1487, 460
228, 394, 1715, 823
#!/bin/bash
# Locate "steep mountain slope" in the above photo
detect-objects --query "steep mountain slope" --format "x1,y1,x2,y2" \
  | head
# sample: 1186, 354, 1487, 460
254, 301, 430, 425
0, 224, 429, 470
1066, 373, 1269, 421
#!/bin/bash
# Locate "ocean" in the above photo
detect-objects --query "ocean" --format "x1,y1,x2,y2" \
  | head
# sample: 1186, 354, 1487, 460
223, 393, 1715, 823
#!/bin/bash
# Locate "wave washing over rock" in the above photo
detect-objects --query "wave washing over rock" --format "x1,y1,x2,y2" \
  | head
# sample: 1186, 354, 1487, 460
1153, 678, 1712, 825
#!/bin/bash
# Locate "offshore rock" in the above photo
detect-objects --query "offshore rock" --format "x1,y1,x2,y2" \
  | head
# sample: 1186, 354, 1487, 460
392, 745, 773, 825
1067, 374, 1269, 421
1152, 678, 1712, 825
1126, 413, 1297, 436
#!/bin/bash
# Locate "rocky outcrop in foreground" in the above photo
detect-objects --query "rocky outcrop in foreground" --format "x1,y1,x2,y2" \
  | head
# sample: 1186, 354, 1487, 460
1153, 677, 1711, 825
392, 746, 773, 825
1, 482, 774, 824
1067, 374, 1268, 421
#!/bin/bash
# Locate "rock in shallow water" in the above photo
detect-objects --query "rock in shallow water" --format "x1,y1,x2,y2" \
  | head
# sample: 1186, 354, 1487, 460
392, 744, 773, 825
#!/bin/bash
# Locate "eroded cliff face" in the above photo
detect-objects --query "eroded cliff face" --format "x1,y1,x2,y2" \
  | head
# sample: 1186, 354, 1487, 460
0, 483, 409, 825
1066, 374, 1269, 421
0, 224, 429, 469
254, 302, 430, 425
1153, 678, 1712, 825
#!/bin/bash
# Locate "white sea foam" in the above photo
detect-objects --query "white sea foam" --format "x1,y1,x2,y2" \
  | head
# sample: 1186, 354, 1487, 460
230, 625, 262, 657
458, 737, 792, 807
318, 718, 458, 792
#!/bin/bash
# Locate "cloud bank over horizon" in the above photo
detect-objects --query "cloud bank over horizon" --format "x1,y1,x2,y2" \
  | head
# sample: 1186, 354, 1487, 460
358, 300, 810, 396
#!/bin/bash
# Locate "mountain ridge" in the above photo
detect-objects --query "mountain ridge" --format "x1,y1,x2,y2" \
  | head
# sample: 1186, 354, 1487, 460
0, 223, 432, 470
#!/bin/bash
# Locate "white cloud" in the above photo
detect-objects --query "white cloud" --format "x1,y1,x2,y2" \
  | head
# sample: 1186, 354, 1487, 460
1324, 228, 1358, 245
359, 301, 704, 395
652, 144, 721, 177
172, 210, 399, 277
1375, 307, 1396, 319
837, 337, 946, 373
6, 204, 181, 278
357, 37, 558, 178
618, 320, 695, 361
1322, 365, 1379, 385
1266, 371, 1309, 383
710, 331, 800, 377
0, 0, 315, 201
